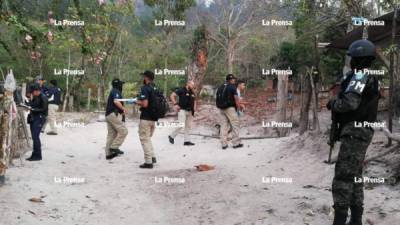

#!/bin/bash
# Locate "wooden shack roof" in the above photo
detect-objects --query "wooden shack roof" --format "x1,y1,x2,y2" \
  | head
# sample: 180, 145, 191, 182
328, 9, 400, 50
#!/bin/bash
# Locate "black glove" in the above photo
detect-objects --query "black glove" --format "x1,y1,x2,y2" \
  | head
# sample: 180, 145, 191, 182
326, 99, 335, 110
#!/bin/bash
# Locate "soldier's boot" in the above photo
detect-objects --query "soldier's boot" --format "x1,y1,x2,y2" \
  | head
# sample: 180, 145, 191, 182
348, 206, 363, 225
333, 207, 348, 225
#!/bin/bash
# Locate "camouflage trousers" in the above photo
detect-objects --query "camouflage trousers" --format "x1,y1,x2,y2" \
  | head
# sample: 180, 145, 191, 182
332, 123, 373, 210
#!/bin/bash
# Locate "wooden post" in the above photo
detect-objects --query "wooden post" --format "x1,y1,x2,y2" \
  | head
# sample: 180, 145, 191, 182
0, 91, 12, 184
275, 73, 289, 137
309, 67, 320, 132
87, 88, 91, 111
388, 6, 398, 146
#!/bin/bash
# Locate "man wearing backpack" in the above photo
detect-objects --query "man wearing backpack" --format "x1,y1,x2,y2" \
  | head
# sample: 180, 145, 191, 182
216, 74, 244, 149
136, 70, 159, 169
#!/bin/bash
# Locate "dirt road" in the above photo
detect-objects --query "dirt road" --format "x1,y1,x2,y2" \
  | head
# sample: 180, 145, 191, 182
0, 118, 399, 225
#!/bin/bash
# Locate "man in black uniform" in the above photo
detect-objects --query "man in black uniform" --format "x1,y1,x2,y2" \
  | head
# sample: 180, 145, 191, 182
168, 81, 196, 146
327, 39, 380, 225
105, 78, 128, 160
44, 80, 62, 135
216, 74, 243, 149
26, 84, 48, 161
36, 76, 49, 133
136, 70, 158, 169
36, 76, 49, 96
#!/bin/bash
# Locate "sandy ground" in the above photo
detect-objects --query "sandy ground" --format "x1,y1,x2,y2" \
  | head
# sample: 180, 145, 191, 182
0, 114, 399, 225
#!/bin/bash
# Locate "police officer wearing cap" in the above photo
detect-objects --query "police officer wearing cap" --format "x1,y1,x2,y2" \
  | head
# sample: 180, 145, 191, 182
35, 76, 49, 96
105, 78, 128, 160
327, 39, 380, 225
26, 83, 48, 161
216, 74, 243, 149
136, 70, 158, 169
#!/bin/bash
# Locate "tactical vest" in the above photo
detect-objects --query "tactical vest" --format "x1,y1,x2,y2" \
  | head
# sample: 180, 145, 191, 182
336, 71, 380, 126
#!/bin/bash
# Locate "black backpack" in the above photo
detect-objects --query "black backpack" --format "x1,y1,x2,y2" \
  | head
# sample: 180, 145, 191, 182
216, 84, 232, 109
149, 85, 168, 119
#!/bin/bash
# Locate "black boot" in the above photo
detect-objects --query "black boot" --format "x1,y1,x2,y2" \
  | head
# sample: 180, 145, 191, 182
233, 143, 244, 149
26, 156, 42, 161
139, 163, 153, 169
110, 148, 124, 155
152, 157, 157, 164
106, 152, 118, 160
333, 207, 348, 225
184, 141, 195, 146
168, 136, 174, 144
348, 206, 363, 225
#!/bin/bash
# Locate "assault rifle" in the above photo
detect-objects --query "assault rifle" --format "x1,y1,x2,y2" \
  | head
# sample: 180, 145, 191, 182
325, 110, 340, 164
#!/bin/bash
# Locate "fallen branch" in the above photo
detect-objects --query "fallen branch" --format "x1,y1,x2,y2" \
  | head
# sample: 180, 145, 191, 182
378, 127, 400, 142
364, 128, 400, 163
365, 145, 399, 163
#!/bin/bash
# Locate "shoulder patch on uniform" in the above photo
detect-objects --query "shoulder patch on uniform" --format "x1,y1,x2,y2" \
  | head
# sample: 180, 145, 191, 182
345, 73, 369, 94
355, 71, 365, 80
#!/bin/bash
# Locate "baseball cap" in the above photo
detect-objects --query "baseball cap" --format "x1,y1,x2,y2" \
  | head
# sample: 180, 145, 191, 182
35, 75, 45, 82
141, 70, 155, 80
226, 74, 236, 81
50, 79, 57, 86
112, 78, 125, 86
29, 83, 41, 93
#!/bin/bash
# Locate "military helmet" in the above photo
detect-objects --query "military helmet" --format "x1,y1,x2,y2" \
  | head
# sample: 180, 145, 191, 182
347, 39, 376, 58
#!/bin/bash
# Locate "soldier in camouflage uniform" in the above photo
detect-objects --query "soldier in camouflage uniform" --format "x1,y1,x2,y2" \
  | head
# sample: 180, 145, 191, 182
327, 39, 380, 225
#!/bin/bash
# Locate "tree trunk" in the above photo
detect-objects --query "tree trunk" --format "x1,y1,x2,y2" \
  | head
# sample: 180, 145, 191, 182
99, 64, 106, 109
188, 49, 208, 97
87, 88, 91, 111
388, 6, 398, 146
299, 73, 312, 135
227, 41, 234, 74
74, 56, 85, 112
309, 68, 320, 132
62, 48, 71, 112
188, 25, 209, 97
275, 74, 289, 137
163, 54, 168, 97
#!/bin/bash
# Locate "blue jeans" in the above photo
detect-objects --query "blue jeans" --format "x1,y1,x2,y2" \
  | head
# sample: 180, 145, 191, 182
30, 115, 44, 159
